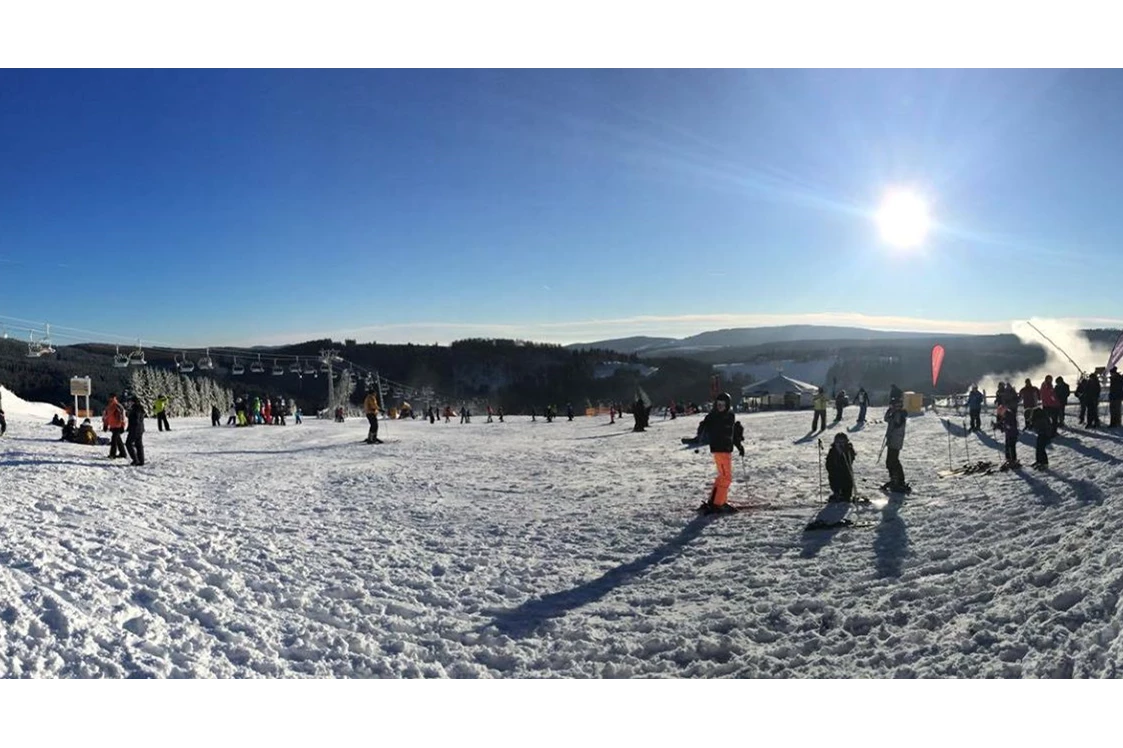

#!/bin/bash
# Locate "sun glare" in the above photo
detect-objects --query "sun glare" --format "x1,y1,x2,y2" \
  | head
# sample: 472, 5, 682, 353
876, 189, 931, 249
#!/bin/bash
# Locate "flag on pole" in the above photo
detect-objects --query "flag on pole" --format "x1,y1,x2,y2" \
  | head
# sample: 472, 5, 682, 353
1108, 331, 1123, 373
931, 344, 946, 388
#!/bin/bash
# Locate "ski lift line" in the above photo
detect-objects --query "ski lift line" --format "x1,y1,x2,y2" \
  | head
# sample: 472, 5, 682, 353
0, 316, 445, 397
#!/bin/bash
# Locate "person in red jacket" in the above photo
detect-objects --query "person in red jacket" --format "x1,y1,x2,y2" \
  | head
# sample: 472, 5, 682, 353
103, 393, 127, 459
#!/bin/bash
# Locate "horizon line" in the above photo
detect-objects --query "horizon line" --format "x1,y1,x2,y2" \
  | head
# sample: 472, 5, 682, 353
167, 312, 1123, 349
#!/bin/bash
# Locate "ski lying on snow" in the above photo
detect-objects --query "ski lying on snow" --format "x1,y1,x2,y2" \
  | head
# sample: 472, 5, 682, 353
937, 460, 997, 478
804, 518, 876, 532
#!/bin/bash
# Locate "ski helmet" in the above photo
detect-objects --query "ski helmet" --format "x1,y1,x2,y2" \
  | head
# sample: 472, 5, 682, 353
715, 392, 732, 409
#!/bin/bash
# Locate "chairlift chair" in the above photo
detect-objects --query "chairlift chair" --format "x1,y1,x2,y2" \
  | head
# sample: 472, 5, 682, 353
128, 339, 146, 366
232, 357, 245, 375
303, 360, 317, 375
25, 333, 42, 358
35, 324, 56, 356
250, 355, 265, 374
178, 352, 196, 374
289, 358, 303, 374
272, 359, 284, 376
197, 349, 215, 371
113, 345, 130, 368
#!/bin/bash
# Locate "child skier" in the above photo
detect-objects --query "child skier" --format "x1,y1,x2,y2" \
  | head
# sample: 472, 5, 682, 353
826, 432, 857, 502
998, 404, 1021, 470
694, 392, 745, 515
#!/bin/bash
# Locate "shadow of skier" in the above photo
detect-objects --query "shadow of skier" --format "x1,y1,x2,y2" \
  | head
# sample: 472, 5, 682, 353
487, 515, 711, 638
1010, 468, 1064, 506
1051, 435, 1123, 466
800, 503, 855, 559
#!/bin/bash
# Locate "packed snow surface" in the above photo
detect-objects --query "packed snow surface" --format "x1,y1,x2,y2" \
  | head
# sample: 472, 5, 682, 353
1, 400, 1122, 677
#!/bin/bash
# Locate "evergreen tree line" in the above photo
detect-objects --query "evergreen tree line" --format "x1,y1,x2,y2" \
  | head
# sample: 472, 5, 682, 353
127, 367, 235, 417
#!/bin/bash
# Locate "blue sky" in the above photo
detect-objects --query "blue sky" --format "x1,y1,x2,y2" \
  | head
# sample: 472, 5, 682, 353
2, 68, 1122, 348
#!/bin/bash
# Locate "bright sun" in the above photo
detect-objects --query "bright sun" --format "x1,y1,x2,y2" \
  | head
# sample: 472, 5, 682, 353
876, 189, 931, 249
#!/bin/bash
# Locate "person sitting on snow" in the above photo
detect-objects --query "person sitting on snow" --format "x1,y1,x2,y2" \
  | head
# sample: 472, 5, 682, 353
76, 418, 98, 445
60, 415, 77, 442
826, 432, 857, 502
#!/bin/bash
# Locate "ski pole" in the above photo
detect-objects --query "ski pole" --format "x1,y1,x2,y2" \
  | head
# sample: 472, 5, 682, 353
946, 420, 953, 471
741, 452, 752, 503
963, 418, 971, 462
877, 434, 887, 464
817, 438, 824, 503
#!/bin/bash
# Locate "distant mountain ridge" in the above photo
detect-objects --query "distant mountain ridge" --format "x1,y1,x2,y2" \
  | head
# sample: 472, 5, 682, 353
567, 325, 962, 356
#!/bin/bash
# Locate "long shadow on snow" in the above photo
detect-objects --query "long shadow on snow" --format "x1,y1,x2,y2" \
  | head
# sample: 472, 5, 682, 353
1010, 468, 1065, 506
1060, 476, 1107, 506
487, 515, 711, 638
573, 431, 637, 440
1051, 434, 1123, 467
1062, 426, 1123, 444
0, 458, 115, 469
939, 418, 971, 438
974, 428, 1002, 449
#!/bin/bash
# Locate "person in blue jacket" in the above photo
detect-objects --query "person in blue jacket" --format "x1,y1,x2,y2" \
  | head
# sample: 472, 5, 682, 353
966, 384, 984, 432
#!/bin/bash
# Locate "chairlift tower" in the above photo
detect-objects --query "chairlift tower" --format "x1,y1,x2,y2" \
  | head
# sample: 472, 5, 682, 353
320, 348, 337, 411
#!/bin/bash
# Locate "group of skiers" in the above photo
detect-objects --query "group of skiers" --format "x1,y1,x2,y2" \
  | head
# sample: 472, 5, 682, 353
821, 396, 911, 503
101, 392, 148, 466
227, 395, 299, 427
696, 388, 916, 514
811, 386, 873, 432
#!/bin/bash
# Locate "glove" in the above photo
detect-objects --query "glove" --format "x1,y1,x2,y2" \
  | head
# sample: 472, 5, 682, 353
736, 443, 745, 457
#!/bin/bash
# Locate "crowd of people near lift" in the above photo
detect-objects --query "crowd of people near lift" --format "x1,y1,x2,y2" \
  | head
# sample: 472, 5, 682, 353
226, 394, 302, 427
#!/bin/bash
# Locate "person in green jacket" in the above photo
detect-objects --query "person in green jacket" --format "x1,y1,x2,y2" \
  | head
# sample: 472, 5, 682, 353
811, 388, 828, 432
154, 394, 171, 432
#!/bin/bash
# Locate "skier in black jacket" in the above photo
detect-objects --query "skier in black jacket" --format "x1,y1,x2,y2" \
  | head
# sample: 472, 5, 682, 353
1054, 376, 1071, 428
1086, 374, 1102, 428
694, 392, 745, 515
125, 395, 146, 466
